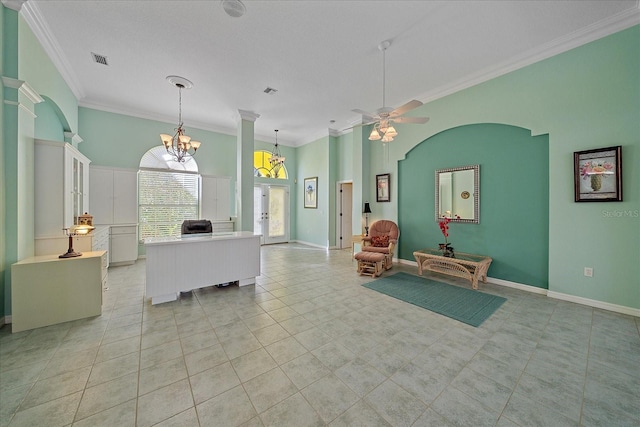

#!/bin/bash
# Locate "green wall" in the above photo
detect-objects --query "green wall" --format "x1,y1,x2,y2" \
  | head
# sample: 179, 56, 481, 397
35, 98, 65, 141
0, 4, 7, 320
367, 25, 639, 310
18, 17, 77, 133
296, 136, 329, 246
78, 107, 237, 177
398, 124, 549, 287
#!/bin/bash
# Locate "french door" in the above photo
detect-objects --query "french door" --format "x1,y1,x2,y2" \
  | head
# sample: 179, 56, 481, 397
254, 184, 289, 245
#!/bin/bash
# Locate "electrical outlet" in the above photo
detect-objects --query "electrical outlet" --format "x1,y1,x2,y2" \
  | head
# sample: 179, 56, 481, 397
584, 267, 593, 277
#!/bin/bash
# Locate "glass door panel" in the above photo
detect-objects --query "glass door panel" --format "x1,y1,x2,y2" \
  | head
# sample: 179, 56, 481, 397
267, 186, 286, 242
254, 184, 289, 245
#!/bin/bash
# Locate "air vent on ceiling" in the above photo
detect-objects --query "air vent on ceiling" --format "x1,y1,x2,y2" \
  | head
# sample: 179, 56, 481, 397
91, 52, 109, 66
263, 87, 278, 94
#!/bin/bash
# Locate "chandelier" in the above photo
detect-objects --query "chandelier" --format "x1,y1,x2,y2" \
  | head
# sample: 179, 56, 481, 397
269, 129, 286, 177
160, 76, 201, 163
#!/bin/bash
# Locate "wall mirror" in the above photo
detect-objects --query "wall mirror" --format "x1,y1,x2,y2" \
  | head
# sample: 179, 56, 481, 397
435, 164, 479, 223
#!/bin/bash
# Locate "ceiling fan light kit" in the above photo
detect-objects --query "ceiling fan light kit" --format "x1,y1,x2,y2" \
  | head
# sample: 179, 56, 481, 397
353, 39, 430, 143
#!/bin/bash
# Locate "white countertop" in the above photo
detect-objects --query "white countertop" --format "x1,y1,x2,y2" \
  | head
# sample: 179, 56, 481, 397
144, 231, 259, 246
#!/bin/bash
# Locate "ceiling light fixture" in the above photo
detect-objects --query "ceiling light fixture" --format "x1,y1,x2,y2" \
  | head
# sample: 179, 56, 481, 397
160, 76, 201, 163
269, 129, 285, 178
355, 40, 429, 143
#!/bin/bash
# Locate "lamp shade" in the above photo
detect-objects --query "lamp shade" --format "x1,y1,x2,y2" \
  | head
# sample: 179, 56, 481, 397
363, 202, 372, 214
368, 128, 381, 141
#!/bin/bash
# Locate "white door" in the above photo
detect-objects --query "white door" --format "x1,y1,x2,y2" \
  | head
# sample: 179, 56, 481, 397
254, 184, 289, 245
337, 182, 353, 249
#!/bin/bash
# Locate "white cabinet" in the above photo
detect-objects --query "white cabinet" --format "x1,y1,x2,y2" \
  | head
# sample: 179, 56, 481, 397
11, 251, 106, 332
110, 225, 138, 265
201, 175, 231, 221
35, 140, 91, 255
90, 166, 138, 266
89, 166, 137, 225
113, 170, 138, 223
92, 226, 110, 267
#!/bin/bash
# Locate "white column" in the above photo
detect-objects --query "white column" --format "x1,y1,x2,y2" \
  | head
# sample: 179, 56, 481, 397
236, 110, 259, 232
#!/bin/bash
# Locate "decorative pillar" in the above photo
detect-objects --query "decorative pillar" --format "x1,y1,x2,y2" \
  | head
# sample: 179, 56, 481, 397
236, 110, 259, 232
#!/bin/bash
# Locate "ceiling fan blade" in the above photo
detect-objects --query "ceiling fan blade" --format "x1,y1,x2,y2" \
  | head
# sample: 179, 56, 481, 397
391, 100, 423, 116
352, 108, 378, 119
343, 118, 378, 131
392, 116, 430, 124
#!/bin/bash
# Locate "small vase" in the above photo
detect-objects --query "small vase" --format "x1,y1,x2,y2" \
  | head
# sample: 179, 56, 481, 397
438, 243, 455, 258
590, 174, 602, 191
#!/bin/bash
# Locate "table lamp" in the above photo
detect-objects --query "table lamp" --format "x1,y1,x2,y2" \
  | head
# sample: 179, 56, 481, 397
363, 202, 372, 236
59, 224, 95, 258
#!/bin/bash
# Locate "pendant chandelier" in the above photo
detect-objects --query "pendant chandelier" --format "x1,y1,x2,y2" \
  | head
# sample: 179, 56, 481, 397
160, 76, 201, 163
269, 129, 285, 177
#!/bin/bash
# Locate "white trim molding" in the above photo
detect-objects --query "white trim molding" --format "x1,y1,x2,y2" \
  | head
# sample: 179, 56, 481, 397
486, 276, 548, 295
1, 0, 26, 11
4, 100, 37, 119
64, 132, 84, 144
2, 77, 44, 104
1, 315, 12, 325
19, 82, 45, 104
20, 1, 85, 99
548, 291, 640, 318
1, 76, 23, 90
237, 109, 260, 122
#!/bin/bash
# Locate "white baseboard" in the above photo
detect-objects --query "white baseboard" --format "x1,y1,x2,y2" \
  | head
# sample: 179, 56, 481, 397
486, 277, 548, 295
548, 291, 640, 317
1, 315, 12, 325
291, 240, 328, 250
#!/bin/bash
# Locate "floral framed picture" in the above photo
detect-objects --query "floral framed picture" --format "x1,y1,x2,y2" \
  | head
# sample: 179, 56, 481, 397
376, 173, 390, 202
574, 146, 622, 202
304, 177, 318, 208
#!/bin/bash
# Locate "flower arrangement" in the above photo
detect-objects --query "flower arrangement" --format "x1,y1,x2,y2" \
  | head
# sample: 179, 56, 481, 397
438, 215, 460, 244
580, 160, 614, 191
580, 160, 613, 178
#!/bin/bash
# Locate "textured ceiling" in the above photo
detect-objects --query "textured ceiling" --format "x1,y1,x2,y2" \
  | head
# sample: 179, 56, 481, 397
21, 0, 640, 146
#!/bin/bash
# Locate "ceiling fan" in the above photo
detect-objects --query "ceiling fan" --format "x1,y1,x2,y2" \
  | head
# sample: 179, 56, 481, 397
352, 40, 429, 142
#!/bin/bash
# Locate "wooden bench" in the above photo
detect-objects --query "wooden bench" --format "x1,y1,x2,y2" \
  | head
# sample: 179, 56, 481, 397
413, 248, 492, 289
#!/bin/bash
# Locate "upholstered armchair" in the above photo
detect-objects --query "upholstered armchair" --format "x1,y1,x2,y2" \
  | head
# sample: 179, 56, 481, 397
362, 220, 399, 270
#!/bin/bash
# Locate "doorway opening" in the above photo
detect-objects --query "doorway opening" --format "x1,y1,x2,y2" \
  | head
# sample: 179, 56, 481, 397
336, 181, 353, 249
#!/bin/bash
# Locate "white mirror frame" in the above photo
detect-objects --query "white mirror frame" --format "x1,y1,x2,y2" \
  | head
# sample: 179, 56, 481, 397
435, 164, 480, 223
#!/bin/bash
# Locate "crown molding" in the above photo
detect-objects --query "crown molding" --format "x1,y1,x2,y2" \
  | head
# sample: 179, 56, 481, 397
64, 132, 83, 144
328, 128, 340, 138
20, 1, 85, 100
2, 76, 44, 104
416, 4, 640, 105
19, 81, 44, 104
237, 109, 260, 122
1, 76, 23, 89
1, 0, 26, 11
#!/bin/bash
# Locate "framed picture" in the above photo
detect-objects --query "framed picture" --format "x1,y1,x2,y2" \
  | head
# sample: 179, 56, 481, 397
376, 173, 391, 202
574, 146, 622, 202
304, 177, 318, 208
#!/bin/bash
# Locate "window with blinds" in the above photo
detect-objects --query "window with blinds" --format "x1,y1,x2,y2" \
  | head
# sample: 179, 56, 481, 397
138, 169, 200, 240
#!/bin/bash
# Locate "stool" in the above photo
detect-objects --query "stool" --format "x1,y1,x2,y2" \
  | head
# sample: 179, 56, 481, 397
354, 251, 385, 277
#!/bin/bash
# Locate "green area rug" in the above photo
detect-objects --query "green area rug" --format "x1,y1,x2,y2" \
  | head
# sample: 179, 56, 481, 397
363, 272, 506, 327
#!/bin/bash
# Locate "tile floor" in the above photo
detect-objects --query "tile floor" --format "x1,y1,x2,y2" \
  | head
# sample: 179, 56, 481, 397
1, 243, 639, 427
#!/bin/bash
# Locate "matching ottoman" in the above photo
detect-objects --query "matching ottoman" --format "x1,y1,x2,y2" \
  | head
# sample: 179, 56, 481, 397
354, 251, 385, 277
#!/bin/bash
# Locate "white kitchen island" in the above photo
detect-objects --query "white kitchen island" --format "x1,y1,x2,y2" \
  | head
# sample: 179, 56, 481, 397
145, 231, 261, 305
